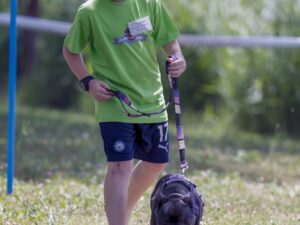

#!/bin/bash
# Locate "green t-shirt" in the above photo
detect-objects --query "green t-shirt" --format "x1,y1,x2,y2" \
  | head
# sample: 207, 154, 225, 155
64, 0, 180, 123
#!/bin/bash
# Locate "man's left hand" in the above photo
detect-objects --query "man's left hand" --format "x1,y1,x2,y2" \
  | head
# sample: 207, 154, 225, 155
166, 54, 186, 77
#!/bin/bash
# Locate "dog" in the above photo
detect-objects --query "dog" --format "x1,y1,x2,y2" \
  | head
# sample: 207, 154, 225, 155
150, 174, 204, 225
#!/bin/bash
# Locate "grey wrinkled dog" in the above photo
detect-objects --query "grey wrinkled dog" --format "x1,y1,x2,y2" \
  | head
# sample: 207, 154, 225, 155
150, 174, 204, 225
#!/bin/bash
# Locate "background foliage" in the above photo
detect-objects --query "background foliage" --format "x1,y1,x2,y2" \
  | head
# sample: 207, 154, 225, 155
1, 0, 300, 135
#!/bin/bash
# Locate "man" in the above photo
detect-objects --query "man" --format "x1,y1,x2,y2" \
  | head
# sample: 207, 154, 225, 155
63, 0, 186, 224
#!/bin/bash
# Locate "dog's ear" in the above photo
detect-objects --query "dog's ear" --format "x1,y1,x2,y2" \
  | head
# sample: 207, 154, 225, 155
150, 212, 156, 225
183, 192, 192, 204
150, 195, 157, 225
158, 192, 169, 204
150, 191, 169, 225
151, 192, 168, 211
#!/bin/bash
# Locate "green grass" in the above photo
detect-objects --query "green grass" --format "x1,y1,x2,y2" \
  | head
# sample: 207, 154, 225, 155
1, 107, 300, 224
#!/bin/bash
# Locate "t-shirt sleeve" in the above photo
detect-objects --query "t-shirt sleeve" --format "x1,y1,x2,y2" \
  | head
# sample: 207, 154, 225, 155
64, 7, 91, 53
151, 0, 180, 47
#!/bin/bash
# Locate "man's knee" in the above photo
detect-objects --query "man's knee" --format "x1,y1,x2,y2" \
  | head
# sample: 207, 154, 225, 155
107, 160, 133, 178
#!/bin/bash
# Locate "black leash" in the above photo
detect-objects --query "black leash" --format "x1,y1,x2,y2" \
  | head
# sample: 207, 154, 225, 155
105, 84, 173, 118
106, 55, 188, 173
166, 56, 188, 173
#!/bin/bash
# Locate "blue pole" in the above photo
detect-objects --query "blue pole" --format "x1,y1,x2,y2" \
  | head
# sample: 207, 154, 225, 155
7, 0, 18, 195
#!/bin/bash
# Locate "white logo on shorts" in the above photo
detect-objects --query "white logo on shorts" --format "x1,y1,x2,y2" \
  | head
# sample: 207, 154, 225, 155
158, 143, 169, 152
114, 140, 125, 152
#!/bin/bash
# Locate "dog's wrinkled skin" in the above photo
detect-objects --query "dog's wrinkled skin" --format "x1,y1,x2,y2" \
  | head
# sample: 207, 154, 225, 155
150, 175, 198, 225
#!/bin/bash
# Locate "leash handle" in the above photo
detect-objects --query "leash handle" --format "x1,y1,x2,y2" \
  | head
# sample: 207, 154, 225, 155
167, 56, 188, 174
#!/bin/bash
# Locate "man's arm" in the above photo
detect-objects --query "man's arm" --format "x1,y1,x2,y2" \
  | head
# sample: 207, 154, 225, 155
63, 46, 90, 80
63, 46, 112, 101
162, 40, 187, 77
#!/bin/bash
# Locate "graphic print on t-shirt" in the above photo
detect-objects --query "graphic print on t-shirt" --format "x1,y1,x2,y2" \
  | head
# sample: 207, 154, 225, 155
113, 27, 148, 45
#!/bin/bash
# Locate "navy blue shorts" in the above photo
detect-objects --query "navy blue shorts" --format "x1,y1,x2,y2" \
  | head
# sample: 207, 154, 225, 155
99, 122, 169, 163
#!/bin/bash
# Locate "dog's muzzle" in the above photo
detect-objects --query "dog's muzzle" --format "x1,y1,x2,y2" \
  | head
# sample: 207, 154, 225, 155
150, 174, 204, 225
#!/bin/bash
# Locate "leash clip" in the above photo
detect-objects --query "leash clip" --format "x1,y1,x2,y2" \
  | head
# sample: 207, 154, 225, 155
180, 160, 189, 174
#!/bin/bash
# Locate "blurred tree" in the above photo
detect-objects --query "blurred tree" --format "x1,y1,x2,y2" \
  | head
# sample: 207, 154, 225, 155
19, 0, 40, 77
0, 3, 9, 96
165, 0, 300, 136
18, 0, 83, 109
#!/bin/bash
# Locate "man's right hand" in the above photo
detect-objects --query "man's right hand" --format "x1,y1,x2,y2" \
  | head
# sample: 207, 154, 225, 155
88, 79, 113, 101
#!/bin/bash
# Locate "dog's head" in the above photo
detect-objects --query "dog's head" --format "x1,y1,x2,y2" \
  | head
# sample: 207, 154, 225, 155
150, 174, 204, 225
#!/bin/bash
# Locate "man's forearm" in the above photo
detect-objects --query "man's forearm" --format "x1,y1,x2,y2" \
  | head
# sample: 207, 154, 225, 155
162, 40, 183, 57
162, 40, 186, 77
63, 46, 89, 80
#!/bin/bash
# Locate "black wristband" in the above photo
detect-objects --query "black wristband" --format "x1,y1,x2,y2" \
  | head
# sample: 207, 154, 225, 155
79, 75, 95, 91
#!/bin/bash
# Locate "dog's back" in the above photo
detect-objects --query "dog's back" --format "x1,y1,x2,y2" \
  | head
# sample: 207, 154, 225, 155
150, 174, 204, 225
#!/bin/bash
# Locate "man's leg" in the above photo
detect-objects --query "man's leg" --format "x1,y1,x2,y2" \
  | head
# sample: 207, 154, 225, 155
104, 160, 133, 225
125, 161, 167, 225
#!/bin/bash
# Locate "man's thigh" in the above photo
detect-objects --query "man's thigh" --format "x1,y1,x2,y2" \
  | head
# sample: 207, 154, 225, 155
99, 121, 169, 163
134, 121, 169, 163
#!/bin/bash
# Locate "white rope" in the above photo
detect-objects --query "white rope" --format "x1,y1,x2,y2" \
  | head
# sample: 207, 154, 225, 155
179, 35, 300, 48
0, 12, 70, 35
1, 12, 300, 48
